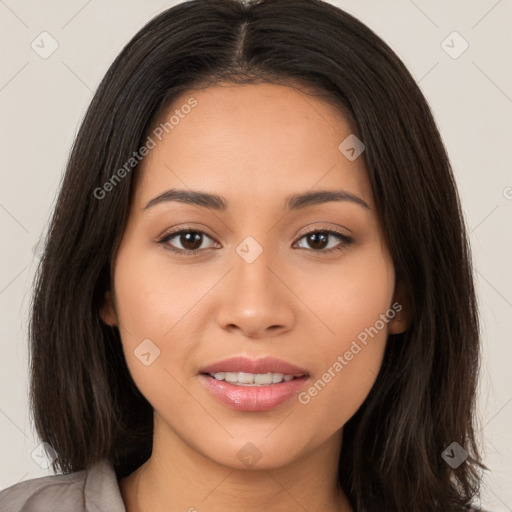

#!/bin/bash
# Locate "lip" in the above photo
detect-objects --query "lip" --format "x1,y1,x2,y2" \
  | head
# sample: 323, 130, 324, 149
199, 356, 309, 376
199, 374, 309, 412
198, 356, 310, 412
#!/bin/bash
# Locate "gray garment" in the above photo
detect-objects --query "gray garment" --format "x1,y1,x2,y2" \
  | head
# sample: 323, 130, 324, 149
0, 459, 126, 511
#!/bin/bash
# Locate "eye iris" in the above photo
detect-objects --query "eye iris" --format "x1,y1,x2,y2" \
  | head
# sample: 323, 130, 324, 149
180, 232, 202, 251
308, 232, 328, 250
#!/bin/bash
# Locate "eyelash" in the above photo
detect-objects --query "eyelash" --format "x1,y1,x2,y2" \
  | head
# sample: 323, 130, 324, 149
156, 227, 353, 257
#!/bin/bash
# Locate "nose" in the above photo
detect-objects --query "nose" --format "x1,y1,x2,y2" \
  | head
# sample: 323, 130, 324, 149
216, 246, 295, 339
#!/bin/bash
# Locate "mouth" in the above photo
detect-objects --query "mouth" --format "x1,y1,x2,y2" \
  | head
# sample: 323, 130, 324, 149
199, 355, 309, 378
198, 356, 310, 412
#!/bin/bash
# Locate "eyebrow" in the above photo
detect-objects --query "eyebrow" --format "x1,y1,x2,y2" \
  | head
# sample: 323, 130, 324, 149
143, 188, 370, 212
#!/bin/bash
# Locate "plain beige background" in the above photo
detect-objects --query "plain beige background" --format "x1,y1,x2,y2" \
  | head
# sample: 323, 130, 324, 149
1, 0, 511, 510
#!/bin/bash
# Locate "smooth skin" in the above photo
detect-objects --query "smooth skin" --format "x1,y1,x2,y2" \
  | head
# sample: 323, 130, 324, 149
101, 82, 410, 512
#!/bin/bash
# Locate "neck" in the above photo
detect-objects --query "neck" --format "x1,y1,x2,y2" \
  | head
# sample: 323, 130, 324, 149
120, 414, 352, 512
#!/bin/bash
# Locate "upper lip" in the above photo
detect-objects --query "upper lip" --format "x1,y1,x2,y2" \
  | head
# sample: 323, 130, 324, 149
200, 356, 309, 376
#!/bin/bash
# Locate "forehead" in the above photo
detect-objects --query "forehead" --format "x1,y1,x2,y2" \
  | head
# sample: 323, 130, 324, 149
134, 82, 372, 212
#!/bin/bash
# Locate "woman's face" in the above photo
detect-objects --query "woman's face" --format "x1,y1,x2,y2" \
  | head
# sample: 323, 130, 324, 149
102, 82, 408, 470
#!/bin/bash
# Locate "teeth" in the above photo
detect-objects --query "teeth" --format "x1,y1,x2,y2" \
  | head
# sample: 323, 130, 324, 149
225, 372, 238, 383
255, 373, 274, 384
210, 371, 298, 386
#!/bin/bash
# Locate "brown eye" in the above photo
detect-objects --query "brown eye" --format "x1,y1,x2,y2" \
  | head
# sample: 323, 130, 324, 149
158, 229, 216, 255
295, 230, 352, 253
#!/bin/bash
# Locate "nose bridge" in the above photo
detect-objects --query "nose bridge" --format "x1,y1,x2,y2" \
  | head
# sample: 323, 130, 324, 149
233, 234, 278, 305
216, 234, 294, 336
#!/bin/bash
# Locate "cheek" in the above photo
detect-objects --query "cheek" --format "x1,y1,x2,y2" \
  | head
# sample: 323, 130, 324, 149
112, 241, 204, 340
304, 239, 394, 339
297, 245, 394, 420
110, 247, 201, 398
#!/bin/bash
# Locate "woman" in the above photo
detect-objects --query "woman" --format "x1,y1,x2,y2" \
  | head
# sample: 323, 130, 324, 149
0, 0, 488, 510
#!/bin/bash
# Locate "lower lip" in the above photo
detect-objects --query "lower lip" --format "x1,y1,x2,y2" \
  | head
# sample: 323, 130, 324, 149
199, 374, 309, 412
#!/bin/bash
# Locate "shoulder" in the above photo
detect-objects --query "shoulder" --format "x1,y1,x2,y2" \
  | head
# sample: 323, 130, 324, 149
0, 459, 126, 511
0, 467, 87, 511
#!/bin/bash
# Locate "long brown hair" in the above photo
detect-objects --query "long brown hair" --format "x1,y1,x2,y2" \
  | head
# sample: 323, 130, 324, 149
29, 1, 486, 510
